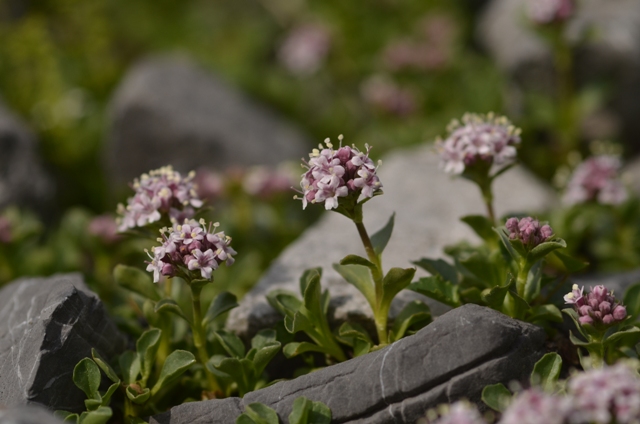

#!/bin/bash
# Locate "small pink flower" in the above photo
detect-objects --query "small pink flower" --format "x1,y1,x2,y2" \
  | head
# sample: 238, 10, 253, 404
566, 285, 627, 327
505, 216, 554, 249
527, 0, 575, 25
278, 24, 331, 76
564, 155, 627, 206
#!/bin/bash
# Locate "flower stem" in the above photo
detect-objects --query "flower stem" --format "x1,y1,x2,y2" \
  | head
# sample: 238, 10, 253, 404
479, 181, 496, 226
189, 284, 220, 393
354, 221, 388, 346
516, 259, 532, 301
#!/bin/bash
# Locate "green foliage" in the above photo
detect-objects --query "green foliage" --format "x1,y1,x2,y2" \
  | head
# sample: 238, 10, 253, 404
235, 397, 332, 424
208, 329, 281, 396
267, 268, 346, 362
481, 383, 512, 413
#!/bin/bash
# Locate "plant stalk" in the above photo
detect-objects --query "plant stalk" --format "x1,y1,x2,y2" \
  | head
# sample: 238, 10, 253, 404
354, 221, 388, 345
190, 284, 220, 393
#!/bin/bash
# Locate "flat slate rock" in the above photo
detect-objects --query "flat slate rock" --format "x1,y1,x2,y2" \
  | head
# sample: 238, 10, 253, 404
106, 55, 310, 186
0, 273, 127, 411
0, 99, 53, 212
0, 404, 63, 424
151, 304, 546, 424
228, 145, 557, 337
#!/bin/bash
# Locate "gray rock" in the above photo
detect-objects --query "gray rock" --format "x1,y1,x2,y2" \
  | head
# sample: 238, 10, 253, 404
228, 145, 557, 337
0, 273, 127, 411
150, 304, 546, 424
0, 404, 63, 424
106, 55, 310, 186
0, 99, 53, 212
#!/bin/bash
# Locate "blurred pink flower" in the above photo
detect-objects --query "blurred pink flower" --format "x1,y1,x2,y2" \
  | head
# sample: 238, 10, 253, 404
563, 155, 627, 206
88, 214, 121, 244
526, 0, 575, 25
194, 168, 225, 202
361, 76, 416, 116
243, 166, 296, 199
278, 24, 331, 76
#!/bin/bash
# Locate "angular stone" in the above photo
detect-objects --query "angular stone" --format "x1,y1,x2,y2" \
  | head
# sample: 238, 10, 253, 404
150, 304, 546, 424
228, 145, 557, 337
106, 55, 310, 186
0, 404, 63, 424
149, 397, 242, 424
0, 273, 127, 411
0, 99, 53, 212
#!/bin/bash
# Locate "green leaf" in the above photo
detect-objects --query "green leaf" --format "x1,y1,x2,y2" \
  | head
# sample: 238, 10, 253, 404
494, 228, 521, 262
150, 350, 196, 396
333, 263, 375, 308
215, 330, 246, 358
282, 342, 333, 358
266, 290, 302, 318
209, 356, 255, 395
101, 382, 120, 405
73, 358, 101, 400
155, 298, 190, 322
78, 407, 112, 424
523, 261, 543, 303
299, 268, 322, 297
119, 351, 140, 385
461, 215, 497, 242
91, 349, 119, 384
604, 327, 640, 347
528, 238, 567, 263
113, 264, 161, 301
381, 267, 416, 307
391, 300, 431, 342
412, 258, 458, 284
284, 311, 314, 334
338, 322, 373, 344
410, 276, 461, 308
339, 254, 376, 271
530, 353, 562, 392
251, 329, 278, 350
126, 385, 151, 404
84, 399, 102, 411
503, 291, 529, 320
624, 283, 640, 321
302, 273, 325, 322
550, 251, 589, 273
371, 212, 395, 256
203, 291, 239, 327
459, 253, 503, 289
481, 383, 512, 413
562, 308, 589, 339
54, 411, 79, 423
252, 343, 281, 377
238, 403, 280, 424
529, 304, 563, 324
289, 396, 332, 424
136, 328, 162, 383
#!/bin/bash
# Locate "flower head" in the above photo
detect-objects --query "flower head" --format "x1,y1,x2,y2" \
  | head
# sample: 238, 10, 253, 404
117, 166, 204, 232
505, 216, 554, 249
436, 113, 521, 176
568, 363, 640, 423
423, 401, 486, 424
145, 219, 236, 283
278, 24, 331, 76
565, 284, 627, 326
563, 155, 628, 206
526, 0, 575, 25
297, 136, 383, 210
499, 388, 571, 424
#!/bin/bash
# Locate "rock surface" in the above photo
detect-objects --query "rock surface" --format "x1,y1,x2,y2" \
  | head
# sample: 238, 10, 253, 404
0, 404, 63, 424
0, 273, 127, 411
151, 304, 546, 424
106, 55, 310, 186
0, 99, 53, 212
228, 145, 557, 337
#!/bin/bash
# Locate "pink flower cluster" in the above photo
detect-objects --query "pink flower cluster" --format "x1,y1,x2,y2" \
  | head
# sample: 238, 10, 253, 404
564, 284, 627, 326
568, 362, 640, 423
437, 113, 521, 175
146, 219, 236, 283
505, 217, 553, 249
278, 24, 331, 76
526, 0, 574, 25
117, 166, 203, 232
427, 363, 640, 424
298, 137, 383, 210
563, 156, 628, 206
500, 389, 571, 424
